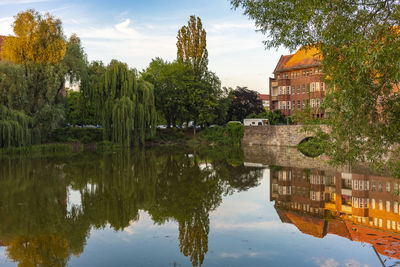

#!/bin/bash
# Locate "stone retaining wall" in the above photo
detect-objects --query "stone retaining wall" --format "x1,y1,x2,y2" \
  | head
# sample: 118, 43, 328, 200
241, 125, 330, 147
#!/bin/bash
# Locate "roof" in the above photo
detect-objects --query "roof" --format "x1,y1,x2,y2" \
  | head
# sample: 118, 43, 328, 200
273, 54, 294, 73
0, 35, 6, 61
276, 208, 327, 238
274, 46, 322, 73
257, 94, 270, 101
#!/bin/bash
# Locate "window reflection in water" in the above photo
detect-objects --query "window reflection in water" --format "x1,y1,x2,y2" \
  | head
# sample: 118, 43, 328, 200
270, 167, 400, 260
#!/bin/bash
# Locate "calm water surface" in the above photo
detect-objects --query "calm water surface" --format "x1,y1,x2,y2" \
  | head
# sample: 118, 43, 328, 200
0, 147, 398, 266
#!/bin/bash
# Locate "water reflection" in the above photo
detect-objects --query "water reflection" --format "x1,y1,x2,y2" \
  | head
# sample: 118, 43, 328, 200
270, 166, 400, 261
0, 148, 263, 267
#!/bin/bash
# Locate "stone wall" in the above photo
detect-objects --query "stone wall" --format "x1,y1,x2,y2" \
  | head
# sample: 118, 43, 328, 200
241, 125, 330, 147
243, 145, 380, 175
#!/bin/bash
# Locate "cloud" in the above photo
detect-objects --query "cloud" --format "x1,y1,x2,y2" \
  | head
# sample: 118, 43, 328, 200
219, 250, 279, 259
0, 0, 54, 5
212, 220, 289, 231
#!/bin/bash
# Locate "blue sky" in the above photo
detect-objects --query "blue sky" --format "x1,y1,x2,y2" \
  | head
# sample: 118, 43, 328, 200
0, 0, 290, 94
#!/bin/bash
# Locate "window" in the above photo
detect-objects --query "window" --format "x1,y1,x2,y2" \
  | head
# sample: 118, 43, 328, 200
278, 101, 281, 109
316, 98, 320, 107
302, 84, 305, 93
379, 200, 383, 210
311, 82, 315, 92
378, 182, 383, 192
292, 101, 295, 110
387, 182, 391, 192
292, 86, 295, 95
321, 82, 325, 91
287, 101, 291, 110
282, 102, 286, 110
302, 100, 305, 109
291, 72, 294, 79
386, 201, 391, 212
395, 202, 398, 213
297, 71, 300, 77
297, 100, 301, 109
354, 180, 358, 190
297, 85, 300, 94
311, 99, 315, 107
372, 181, 376, 191
279, 86, 282, 95
277, 74, 280, 79
378, 96, 383, 105
316, 82, 320, 91
371, 199, 376, 209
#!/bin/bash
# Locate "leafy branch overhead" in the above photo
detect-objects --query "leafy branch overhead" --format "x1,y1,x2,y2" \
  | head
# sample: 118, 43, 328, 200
232, 0, 400, 165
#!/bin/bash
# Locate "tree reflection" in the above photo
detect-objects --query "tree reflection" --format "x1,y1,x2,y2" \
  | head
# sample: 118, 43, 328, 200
0, 147, 263, 266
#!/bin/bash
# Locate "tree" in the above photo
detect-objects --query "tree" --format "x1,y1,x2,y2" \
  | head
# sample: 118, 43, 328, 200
231, 1, 400, 167
100, 60, 157, 146
177, 15, 208, 78
142, 58, 195, 127
1, 9, 66, 64
228, 86, 264, 122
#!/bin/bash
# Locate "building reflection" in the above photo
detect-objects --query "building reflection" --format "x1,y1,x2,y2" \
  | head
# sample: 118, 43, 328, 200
270, 167, 400, 259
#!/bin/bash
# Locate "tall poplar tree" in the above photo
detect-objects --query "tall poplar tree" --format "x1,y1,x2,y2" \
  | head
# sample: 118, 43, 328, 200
177, 15, 208, 79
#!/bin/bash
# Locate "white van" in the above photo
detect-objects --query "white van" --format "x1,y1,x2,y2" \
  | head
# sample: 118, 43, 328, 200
243, 118, 269, 126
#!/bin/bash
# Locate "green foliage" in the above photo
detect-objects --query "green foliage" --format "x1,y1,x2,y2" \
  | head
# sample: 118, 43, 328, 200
46, 127, 103, 144
96, 60, 157, 146
148, 129, 188, 144
0, 105, 32, 148
0, 143, 73, 156
231, 0, 400, 165
298, 137, 324, 158
203, 123, 244, 146
142, 58, 222, 131
65, 91, 83, 125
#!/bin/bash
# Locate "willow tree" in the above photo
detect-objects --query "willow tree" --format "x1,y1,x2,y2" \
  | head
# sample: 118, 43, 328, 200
0, 105, 33, 148
177, 15, 208, 78
100, 60, 156, 146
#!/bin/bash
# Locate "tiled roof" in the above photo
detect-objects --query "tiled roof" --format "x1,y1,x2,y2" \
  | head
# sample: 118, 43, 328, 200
273, 54, 294, 73
274, 46, 322, 73
257, 94, 270, 100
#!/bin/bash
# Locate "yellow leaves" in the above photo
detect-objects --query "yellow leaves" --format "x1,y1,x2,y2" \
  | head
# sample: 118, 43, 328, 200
1, 9, 66, 64
176, 15, 208, 76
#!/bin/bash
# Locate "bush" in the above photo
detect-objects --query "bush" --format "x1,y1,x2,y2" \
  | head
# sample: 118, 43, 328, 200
203, 123, 244, 146
47, 127, 103, 144
298, 137, 325, 158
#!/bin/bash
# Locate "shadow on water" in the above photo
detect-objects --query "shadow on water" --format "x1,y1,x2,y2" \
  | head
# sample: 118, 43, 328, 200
0, 147, 264, 267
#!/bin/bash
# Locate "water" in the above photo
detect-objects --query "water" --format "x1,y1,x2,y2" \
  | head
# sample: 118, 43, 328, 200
0, 147, 398, 266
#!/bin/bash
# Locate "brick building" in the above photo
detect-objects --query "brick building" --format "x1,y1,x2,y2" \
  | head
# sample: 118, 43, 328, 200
270, 166, 400, 259
269, 47, 326, 118
0, 35, 6, 61
257, 94, 270, 110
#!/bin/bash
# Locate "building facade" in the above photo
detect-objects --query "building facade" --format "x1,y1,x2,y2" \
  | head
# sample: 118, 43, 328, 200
269, 47, 326, 118
257, 94, 270, 110
270, 166, 400, 259
0, 35, 6, 61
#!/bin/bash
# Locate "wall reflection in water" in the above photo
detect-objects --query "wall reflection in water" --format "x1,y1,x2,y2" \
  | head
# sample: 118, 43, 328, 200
270, 166, 400, 260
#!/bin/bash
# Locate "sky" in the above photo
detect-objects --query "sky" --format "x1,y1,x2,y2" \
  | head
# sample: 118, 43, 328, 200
0, 0, 290, 94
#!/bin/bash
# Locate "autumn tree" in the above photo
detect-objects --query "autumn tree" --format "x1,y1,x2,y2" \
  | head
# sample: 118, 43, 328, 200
177, 15, 208, 79
231, 0, 400, 167
1, 9, 66, 64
